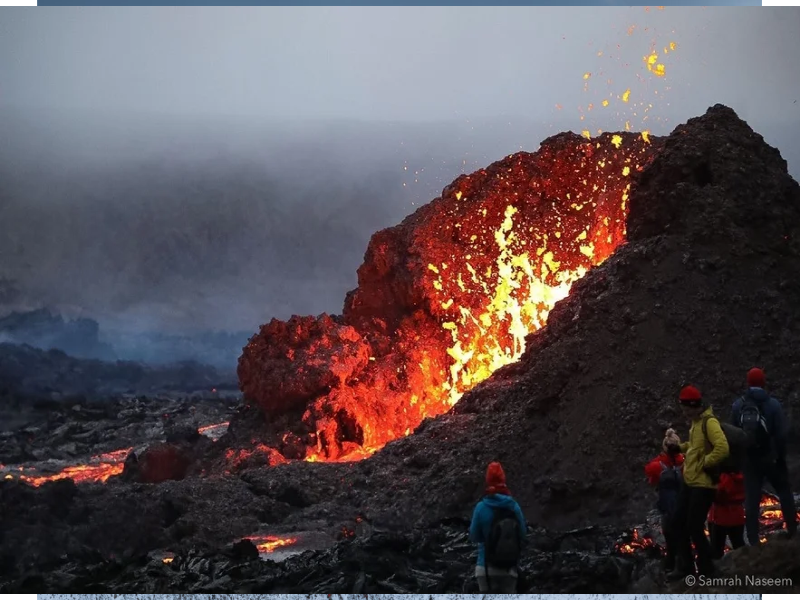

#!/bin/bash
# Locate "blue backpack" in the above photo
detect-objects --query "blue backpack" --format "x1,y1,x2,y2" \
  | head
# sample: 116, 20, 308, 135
656, 461, 683, 517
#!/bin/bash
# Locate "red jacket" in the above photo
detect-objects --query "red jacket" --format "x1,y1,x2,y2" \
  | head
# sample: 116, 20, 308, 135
708, 472, 746, 527
644, 452, 685, 487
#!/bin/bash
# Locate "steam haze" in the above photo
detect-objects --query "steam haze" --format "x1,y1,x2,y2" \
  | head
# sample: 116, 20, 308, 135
0, 7, 798, 364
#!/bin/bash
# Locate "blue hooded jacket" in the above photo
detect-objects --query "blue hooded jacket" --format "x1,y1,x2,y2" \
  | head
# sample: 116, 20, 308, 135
731, 387, 788, 460
469, 494, 527, 567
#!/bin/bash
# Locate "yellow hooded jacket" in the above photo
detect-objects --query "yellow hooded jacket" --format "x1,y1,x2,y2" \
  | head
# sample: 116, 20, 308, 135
679, 406, 730, 489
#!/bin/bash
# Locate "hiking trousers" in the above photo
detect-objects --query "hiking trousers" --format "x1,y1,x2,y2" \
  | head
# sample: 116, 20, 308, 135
709, 522, 745, 559
675, 484, 716, 575
475, 565, 517, 592
661, 514, 680, 571
743, 457, 797, 545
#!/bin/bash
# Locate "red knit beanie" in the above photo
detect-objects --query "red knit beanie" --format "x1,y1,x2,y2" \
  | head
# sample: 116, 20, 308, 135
747, 367, 765, 388
485, 461, 510, 495
678, 385, 702, 407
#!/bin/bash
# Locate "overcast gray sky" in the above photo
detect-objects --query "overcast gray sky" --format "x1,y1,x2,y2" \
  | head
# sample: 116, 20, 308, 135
2, 7, 799, 136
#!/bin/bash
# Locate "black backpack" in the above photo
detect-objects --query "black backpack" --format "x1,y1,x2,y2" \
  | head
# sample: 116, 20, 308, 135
656, 461, 682, 517
739, 394, 772, 452
486, 506, 522, 569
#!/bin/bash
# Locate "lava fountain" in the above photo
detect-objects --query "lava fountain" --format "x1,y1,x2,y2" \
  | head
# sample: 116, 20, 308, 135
237, 131, 662, 462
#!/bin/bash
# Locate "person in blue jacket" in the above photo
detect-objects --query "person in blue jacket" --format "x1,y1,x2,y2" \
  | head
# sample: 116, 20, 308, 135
732, 367, 797, 544
469, 461, 527, 592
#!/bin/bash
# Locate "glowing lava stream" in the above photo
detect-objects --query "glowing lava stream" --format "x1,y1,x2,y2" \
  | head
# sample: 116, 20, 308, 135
3, 420, 231, 487
245, 534, 299, 553
4, 448, 132, 487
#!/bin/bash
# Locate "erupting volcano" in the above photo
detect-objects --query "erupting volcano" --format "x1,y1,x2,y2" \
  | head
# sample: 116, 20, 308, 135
3, 104, 800, 595
237, 131, 661, 462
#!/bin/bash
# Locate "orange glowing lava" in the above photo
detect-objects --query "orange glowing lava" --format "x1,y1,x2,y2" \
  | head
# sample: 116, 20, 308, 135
615, 528, 660, 555
198, 421, 229, 433
304, 444, 380, 463
759, 493, 800, 527
15, 448, 132, 487
6, 419, 231, 487
245, 535, 298, 553
198, 421, 230, 440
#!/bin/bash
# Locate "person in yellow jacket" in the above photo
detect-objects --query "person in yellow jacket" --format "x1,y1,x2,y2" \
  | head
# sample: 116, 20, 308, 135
666, 385, 729, 580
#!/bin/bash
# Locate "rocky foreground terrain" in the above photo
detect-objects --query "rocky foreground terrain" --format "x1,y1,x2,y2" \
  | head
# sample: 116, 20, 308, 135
2, 105, 800, 592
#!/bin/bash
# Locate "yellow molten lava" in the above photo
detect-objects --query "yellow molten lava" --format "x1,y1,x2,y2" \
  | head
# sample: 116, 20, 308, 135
246, 535, 299, 553
644, 52, 666, 77
15, 448, 132, 487
436, 204, 598, 406
419, 136, 646, 408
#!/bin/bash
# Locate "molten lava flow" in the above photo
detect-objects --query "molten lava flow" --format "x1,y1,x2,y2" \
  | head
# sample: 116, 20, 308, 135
760, 493, 800, 531
198, 421, 230, 441
614, 528, 662, 555
245, 534, 298, 553
14, 448, 132, 487
5, 419, 231, 487
304, 444, 381, 463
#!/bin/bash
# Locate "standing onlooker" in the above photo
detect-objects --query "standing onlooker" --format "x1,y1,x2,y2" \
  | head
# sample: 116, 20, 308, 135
708, 471, 746, 558
732, 367, 797, 544
667, 385, 729, 579
469, 461, 526, 592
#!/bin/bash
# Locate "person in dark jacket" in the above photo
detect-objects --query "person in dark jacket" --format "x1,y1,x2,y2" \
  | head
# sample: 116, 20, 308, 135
731, 367, 797, 544
708, 471, 746, 558
644, 429, 685, 571
469, 461, 526, 592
